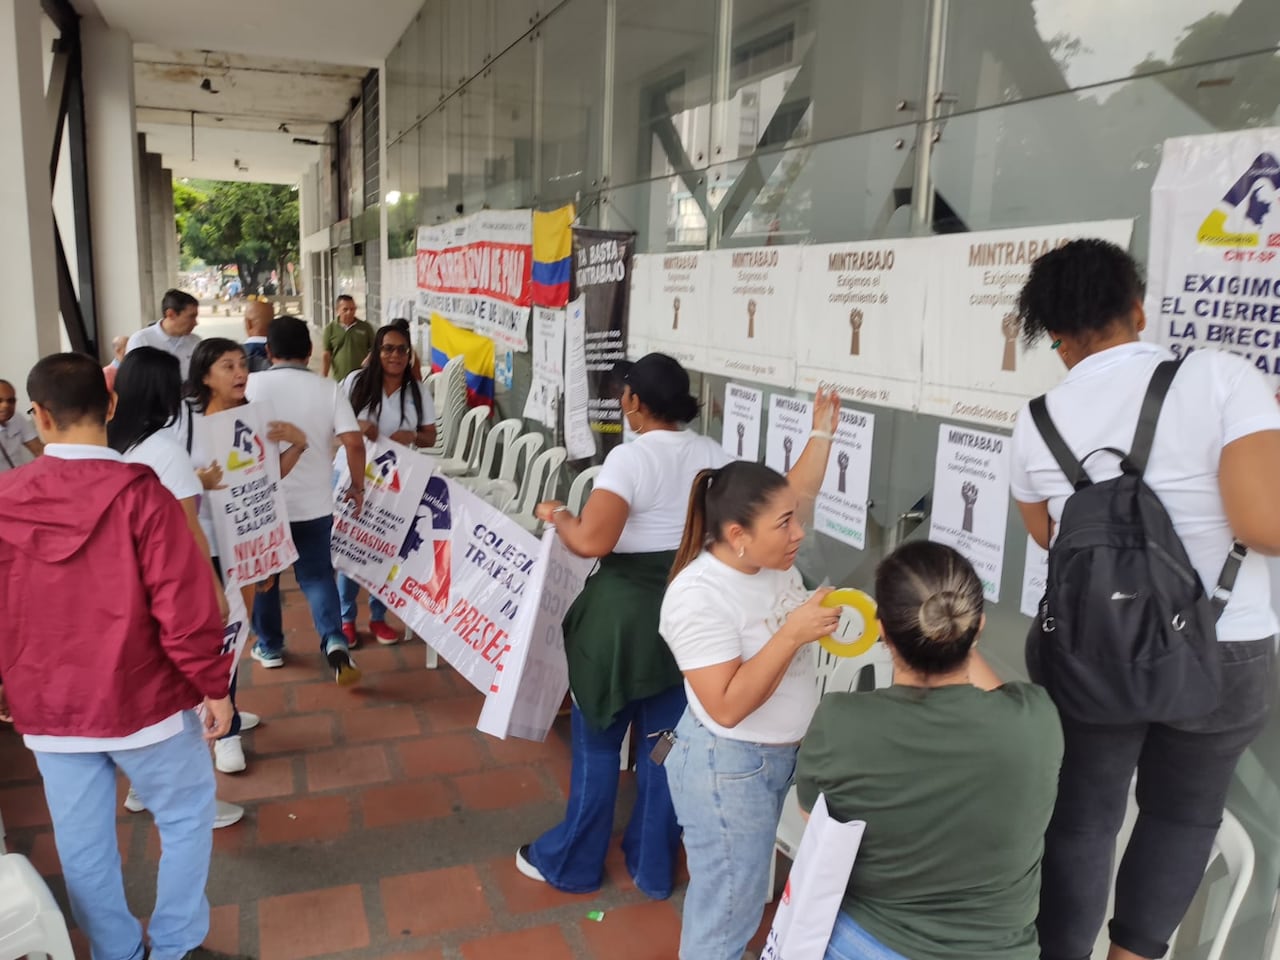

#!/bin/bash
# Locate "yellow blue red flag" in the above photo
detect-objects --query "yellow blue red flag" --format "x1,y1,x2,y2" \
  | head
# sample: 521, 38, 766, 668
429, 313, 495, 406
532, 204, 574, 307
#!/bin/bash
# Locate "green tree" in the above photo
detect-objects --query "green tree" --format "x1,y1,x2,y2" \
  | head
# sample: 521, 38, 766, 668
177, 180, 299, 294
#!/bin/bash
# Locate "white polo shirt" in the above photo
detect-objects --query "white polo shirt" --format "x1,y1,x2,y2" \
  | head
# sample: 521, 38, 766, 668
0, 414, 38, 471
126, 322, 202, 379
341, 371, 435, 439
245, 363, 360, 521
1010, 341, 1280, 642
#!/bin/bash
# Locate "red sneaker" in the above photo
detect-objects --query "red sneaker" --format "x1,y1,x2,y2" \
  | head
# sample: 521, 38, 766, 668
341, 621, 360, 649
369, 621, 401, 645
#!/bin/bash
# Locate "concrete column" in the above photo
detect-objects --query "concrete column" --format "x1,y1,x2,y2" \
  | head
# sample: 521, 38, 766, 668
136, 137, 155, 318
82, 18, 148, 343
160, 166, 178, 289
0, 0, 61, 397
145, 149, 170, 312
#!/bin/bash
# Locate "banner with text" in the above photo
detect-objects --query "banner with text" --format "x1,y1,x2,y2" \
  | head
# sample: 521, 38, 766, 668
766, 395, 813, 475
200, 404, 298, 586
643, 251, 713, 370
919, 219, 1134, 429
928, 424, 1012, 602
1147, 129, 1280, 385
572, 228, 634, 463
523, 306, 566, 428
416, 211, 533, 351
707, 247, 802, 388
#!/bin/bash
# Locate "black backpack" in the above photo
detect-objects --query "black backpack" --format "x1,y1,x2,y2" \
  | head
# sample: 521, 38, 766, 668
1028, 358, 1245, 724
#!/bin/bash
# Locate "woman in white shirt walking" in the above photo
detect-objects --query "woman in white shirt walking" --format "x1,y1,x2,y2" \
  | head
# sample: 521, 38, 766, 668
1009, 239, 1280, 960
339, 322, 436, 646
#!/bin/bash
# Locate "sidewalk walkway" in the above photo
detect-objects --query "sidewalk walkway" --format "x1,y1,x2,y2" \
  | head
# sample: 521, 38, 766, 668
0, 583, 780, 959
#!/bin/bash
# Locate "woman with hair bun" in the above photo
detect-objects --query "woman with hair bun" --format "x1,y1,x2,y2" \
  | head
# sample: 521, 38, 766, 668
795, 541, 1062, 960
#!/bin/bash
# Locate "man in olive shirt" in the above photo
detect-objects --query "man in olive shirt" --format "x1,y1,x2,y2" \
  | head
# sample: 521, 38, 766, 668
320, 295, 374, 381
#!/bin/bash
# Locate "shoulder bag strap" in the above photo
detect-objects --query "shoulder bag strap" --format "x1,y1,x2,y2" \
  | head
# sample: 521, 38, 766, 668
1030, 395, 1091, 491
0, 437, 16, 470
1127, 358, 1183, 474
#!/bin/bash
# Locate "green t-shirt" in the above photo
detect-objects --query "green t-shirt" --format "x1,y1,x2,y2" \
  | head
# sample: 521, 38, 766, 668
322, 319, 375, 382
795, 682, 1062, 960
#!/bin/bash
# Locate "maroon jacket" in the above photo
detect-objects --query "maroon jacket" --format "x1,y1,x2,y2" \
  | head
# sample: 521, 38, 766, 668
0, 451, 230, 738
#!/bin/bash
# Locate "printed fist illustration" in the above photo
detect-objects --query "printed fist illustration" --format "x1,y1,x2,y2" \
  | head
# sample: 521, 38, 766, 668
836, 450, 850, 494
1001, 312, 1020, 371
736, 421, 746, 457
783, 434, 794, 472
849, 309, 863, 355
961, 481, 980, 533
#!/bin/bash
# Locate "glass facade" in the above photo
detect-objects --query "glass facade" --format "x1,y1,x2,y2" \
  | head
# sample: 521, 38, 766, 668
382, 4, 1280, 955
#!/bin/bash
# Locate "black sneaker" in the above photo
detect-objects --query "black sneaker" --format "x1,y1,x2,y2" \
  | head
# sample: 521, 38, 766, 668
175, 949, 255, 960
325, 643, 362, 687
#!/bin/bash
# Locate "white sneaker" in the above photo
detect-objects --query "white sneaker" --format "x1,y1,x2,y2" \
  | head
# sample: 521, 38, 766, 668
214, 799, 244, 829
214, 735, 247, 774
123, 787, 146, 813
515, 844, 546, 883
239, 711, 261, 732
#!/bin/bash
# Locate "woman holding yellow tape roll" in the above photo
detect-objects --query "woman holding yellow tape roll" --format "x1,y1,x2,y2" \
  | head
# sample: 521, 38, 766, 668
659, 452, 842, 960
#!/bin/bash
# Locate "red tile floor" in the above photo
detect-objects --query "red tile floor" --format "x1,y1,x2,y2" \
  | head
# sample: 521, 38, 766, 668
0, 583, 781, 959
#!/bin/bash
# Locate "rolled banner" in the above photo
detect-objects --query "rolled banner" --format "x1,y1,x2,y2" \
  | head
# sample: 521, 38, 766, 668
819, 588, 880, 659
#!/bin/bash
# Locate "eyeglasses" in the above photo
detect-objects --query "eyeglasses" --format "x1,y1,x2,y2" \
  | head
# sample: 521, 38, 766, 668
381, 344, 411, 357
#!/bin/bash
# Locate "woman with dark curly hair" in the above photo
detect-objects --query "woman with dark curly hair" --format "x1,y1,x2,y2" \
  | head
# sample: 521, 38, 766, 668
1009, 239, 1280, 960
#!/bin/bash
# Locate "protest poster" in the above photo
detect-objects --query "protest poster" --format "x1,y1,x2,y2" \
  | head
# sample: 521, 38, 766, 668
572, 227, 634, 463
706, 247, 802, 388
814, 408, 875, 551
562, 297, 596, 461
523, 306, 565, 428
416, 211, 532, 351
645, 250, 713, 370
221, 583, 251, 681
1147, 129, 1280, 386
722, 382, 763, 462
928, 424, 1012, 602
330, 439, 434, 592
765, 395, 813, 476
796, 239, 926, 413
918, 220, 1134, 429
478, 530, 595, 742
200, 404, 298, 586
1021, 536, 1049, 619
627, 253, 652, 360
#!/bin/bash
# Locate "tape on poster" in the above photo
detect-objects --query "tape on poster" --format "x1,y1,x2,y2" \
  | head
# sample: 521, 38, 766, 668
819, 588, 880, 658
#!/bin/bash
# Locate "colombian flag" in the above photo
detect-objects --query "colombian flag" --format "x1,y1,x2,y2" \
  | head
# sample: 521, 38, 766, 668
429, 314, 495, 407
532, 204, 574, 307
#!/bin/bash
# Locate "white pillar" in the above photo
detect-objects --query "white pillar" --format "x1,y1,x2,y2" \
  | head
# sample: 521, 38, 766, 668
0, 0, 61, 399
81, 18, 148, 343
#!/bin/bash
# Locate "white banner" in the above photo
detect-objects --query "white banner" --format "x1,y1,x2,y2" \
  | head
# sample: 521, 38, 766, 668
796, 240, 926, 412
1147, 130, 1280, 385
918, 220, 1135, 429
523, 307, 566, 428
814, 408, 875, 551
477, 530, 595, 742
221, 583, 251, 682
331, 439, 434, 592
928, 424, 1012, 602
705, 247, 801, 388
644, 251, 712, 370
563, 297, 596, 460
1021, 536, 1049, 619
765, 395, 812, 476
626, 253, 651, 360
200, 404, 298, 586
722, 382, 763, 461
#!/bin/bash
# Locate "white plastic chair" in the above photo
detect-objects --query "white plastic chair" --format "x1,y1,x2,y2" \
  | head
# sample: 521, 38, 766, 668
769, 640, 894, 900
0, 853, 75, 960
567, 465, 602, 515
472, 433, 545, 510
424, 356, 466, 458
437, 406, 490, 476
508, 447, 568, 532
456, 418, 522, 490
1264, 886, 1280, 960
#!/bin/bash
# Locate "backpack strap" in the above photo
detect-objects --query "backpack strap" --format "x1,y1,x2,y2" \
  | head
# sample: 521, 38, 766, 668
1127, 358, 1183, 474
1030, 395, 1091, 491
1211, 541, 1248, 622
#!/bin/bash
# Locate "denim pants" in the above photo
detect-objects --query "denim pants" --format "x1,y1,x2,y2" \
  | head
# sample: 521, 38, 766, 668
338, 572, 386, 624
527, 684, 687, 898
252, 515, 347, 655
33, 711, 216, 960
666, 709, 798, 960
1036, 637, 1275, 960
824, 912, 909, 960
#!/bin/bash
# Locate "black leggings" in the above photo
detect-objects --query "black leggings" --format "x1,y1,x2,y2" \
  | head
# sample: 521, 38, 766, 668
1035, 637, 1275, 960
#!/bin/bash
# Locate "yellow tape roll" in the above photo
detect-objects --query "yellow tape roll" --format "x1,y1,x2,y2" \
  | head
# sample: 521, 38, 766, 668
819, 588, 880, 658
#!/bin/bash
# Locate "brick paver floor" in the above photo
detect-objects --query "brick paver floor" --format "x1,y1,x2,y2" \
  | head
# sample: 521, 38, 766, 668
0, 584, 781, 959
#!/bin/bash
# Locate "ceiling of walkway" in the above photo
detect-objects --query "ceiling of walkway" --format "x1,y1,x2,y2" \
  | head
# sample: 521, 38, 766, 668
72, 0, 424, 183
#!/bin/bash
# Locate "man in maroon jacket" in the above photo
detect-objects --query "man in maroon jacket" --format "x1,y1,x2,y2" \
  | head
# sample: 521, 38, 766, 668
0, 353, 240, 960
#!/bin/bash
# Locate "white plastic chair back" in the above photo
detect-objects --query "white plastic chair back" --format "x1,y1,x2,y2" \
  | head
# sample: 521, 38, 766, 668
0, 853, 76, 960
473, 432, 545, 510
509, 446, 568, 520
567, 465, 602, 515
465, 418, 522, 485
438, 406, 490, 476
426, 356, 466, 458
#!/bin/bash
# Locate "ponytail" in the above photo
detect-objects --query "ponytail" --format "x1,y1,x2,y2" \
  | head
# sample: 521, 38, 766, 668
668, 461, 790, 583
670, 469, 718, 583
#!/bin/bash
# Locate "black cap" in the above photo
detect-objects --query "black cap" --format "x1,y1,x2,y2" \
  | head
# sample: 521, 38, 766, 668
609, 353, 699, 424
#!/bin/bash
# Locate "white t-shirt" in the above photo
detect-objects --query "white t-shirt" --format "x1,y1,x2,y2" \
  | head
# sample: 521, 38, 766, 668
660, 551, 817, 743
126, 323, 201, 379
1010, 341, 1280, 642
341, 370, 435, 439
245, 364, 360, 521
0, 414, 38, 471
123, 431, 202, 502
594, 430, 732, 553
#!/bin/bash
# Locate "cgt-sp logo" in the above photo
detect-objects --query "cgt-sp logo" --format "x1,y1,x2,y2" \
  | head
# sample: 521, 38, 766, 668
1198, 152, 1280, 249
364, 449, 402, 493
226, 420, 266, 472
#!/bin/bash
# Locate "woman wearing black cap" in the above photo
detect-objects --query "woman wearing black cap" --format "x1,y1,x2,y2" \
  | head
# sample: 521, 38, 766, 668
514, 352, 840, 902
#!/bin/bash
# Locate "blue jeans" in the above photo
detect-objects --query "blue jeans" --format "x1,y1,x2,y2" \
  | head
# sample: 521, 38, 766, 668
824, 912, 909, 960
666, 709, 798, 960
33, 711, 215, 960
338, 573, 386, 624
252, 515, 347, 655
527, 684, 687, 898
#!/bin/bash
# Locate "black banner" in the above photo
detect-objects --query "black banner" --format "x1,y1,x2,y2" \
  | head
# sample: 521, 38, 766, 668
570, 227, 634, 464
